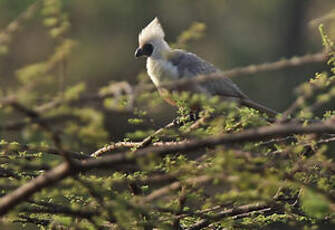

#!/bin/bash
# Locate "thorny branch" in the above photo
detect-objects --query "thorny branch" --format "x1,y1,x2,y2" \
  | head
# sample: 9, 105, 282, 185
0, 119, 335, 216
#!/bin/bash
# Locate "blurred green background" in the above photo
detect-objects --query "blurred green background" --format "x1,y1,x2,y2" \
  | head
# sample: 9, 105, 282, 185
0, 0, 334, 144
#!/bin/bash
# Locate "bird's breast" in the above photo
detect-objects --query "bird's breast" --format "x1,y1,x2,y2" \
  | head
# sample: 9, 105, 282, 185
146, 58, 179, 87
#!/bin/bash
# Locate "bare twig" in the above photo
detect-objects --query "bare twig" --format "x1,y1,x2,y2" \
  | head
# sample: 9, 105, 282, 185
0, 0, 42, 46
91, 142, 137, 157
222, 51, 327, 78
91, 140, 187, 157
91, 120, 177, 157
136, 120, 176, 149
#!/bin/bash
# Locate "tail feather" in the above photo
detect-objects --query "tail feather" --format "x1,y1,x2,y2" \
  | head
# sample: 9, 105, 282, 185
240, 98, 278, 117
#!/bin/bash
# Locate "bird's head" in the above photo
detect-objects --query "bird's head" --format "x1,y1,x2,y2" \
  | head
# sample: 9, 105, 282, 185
135, 17, 170, 59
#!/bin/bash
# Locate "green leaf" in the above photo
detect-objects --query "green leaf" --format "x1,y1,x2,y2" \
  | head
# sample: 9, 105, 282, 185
300, 189, 330, 219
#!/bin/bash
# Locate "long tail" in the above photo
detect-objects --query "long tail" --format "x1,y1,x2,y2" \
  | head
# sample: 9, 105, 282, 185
240, 98, 278, 117
240, 98, 323, 125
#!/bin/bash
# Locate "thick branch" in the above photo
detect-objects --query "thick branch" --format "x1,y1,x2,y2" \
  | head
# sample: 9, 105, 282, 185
83, 120, 335, 170
0, 163, 72, 216
0, 120, 335, 216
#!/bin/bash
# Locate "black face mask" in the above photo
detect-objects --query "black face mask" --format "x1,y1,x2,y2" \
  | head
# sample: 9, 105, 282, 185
135, 43, 154, 58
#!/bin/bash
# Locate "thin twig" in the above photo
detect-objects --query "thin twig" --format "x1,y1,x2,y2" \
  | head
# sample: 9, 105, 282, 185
136, 51, 328, 94
141, 175, 214, 203
0, 142, 90, 160
136, 120, 176, 149
0, 0, 42, 46
186, 202, 277, 230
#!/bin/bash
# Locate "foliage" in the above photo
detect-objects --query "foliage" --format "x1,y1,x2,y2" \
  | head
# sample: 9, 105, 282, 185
0, 1, 335, 230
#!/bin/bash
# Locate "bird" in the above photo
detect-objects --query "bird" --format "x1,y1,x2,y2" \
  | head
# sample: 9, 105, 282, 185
135, 17, 278, 117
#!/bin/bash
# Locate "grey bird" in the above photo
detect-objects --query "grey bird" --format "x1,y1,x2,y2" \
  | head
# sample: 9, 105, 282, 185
135, 17, 278, 117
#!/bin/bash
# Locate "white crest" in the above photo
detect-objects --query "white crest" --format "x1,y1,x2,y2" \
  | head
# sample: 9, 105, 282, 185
139, 17, 165, 46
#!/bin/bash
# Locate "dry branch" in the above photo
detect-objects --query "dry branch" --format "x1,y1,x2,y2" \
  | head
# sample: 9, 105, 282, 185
222, 51, 327, 78
136, 120, 176, 149
136, 51, 328, 93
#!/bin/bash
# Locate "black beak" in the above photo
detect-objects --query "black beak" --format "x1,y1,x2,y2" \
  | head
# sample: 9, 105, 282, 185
135, 47, 143, 58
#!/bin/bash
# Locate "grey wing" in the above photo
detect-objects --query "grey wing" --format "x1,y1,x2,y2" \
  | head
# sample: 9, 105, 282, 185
169, 50, 247, 99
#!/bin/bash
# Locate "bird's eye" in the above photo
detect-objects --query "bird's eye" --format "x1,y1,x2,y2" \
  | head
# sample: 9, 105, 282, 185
142, 43, 154, 56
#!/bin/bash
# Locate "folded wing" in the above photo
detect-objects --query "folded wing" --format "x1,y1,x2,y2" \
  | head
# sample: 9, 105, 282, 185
168, 50, 248, 99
